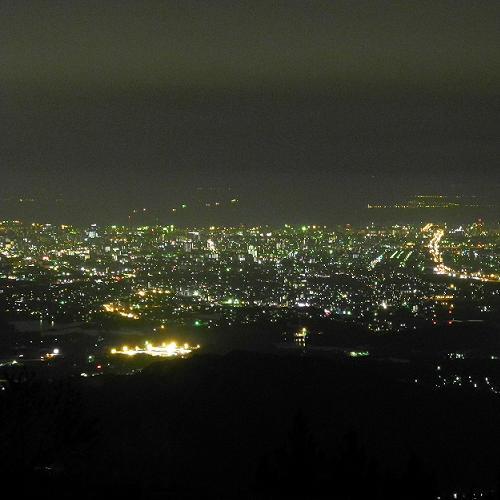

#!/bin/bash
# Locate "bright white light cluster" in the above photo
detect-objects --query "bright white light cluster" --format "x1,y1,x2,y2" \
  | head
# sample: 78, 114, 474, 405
110, 341, 199, 358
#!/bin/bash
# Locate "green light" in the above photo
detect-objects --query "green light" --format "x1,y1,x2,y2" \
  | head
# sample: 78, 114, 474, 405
349, 351, 369, 358
301, 226, 307, 231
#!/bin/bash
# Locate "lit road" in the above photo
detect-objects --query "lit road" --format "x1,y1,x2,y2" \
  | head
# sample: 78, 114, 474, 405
425, 226, 500, 283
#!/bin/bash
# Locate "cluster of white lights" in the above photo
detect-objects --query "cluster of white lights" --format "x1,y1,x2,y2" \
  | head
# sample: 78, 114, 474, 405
110, 341, 199, 358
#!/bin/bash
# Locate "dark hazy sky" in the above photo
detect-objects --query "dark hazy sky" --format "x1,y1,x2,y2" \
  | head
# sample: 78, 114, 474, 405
1, 0, 499, 224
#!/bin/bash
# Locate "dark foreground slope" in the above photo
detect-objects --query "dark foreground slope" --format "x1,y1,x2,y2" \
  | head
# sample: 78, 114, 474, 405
1, 351, 500, 499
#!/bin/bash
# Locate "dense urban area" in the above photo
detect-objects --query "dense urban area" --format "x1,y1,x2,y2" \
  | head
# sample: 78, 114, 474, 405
1, 219, 498, 331
1, 218, 499, 499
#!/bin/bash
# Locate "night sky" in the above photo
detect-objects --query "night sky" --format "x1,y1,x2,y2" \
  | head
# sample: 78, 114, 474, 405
1, 1, 499, 225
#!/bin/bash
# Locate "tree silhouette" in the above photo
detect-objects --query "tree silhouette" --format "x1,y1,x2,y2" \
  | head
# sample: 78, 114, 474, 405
393, 452, 438, 500
254, 410, 324, 499
0, 374, 99, 496
334, 430, 379, 499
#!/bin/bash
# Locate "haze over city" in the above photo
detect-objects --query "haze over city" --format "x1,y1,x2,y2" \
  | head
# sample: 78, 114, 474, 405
2, 1, 499, 224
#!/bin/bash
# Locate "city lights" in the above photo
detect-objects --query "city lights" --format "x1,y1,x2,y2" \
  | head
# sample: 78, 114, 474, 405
0, 220, 498, 335
110, 341, 200, 358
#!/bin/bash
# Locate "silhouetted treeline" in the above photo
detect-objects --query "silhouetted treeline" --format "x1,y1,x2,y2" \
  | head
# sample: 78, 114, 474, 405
1, 352, 500, 499
253, 411, 439, 499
